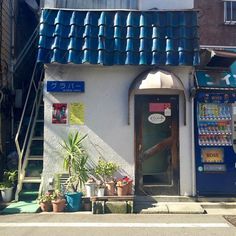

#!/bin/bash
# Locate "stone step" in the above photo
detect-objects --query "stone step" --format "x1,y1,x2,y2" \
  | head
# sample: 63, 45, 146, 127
19, 190, 39, 201
23, 177, 41, 183
32, 136, 43, 141
134, 195, 196, 203
197, 197, 236, 202
28, 155, 43, 161
200, 202, 236, 209
134, 202, 205, 214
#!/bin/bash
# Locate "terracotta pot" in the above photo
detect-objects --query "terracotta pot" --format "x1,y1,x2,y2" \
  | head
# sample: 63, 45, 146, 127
117, 184, 128, 196
83, 202, 91, 211
40, 201, 52, 212
105, 181, 115, 196
127, 181, 133, 195
52, 199, 66, 212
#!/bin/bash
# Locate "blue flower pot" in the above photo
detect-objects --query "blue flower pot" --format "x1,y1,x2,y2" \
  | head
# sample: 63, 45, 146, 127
65, 192, 82, 212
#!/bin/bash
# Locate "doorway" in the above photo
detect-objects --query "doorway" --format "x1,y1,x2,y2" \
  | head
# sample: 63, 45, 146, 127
135, 95, 180, 195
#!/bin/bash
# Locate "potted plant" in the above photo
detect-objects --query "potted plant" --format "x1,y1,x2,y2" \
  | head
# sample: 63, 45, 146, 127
116, 176, 133, 196
96, 180, 106, 197
60, 131, 89, 211
94, 158, 119, 196
0, 170, 17, 202
38, 191, 53, 212
85, 177, 96, 197
51, 189, 66, 212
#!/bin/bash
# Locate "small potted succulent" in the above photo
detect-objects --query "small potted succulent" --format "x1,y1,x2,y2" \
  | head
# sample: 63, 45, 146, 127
0, 170, 17, 202
38, 191, 53, 212
51, 190, 66, 212
94, 158, 119, 196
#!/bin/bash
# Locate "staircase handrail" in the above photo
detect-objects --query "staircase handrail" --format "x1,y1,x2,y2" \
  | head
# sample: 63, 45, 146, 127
15, 62, 44, 183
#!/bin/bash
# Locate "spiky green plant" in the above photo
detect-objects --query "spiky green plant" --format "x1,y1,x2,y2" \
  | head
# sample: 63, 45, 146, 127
60, 132, 89, 192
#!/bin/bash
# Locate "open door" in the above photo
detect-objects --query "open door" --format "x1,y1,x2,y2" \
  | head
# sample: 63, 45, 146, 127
135, 95, 179, 195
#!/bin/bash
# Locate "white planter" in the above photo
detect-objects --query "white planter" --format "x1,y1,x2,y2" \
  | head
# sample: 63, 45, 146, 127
1, 187, 13, 202
85, 183, 96, 197
97, 188, 105, 197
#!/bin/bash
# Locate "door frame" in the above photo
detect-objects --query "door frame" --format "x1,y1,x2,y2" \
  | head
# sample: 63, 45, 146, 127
134, 94, 180, 195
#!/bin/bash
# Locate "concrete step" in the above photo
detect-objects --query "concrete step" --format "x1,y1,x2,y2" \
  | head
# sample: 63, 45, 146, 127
28, 155, 43, 161
200, 202, 236, 209
134, 195, 196, 203
19, 191, 39, 201
134, 202, 205, 214
197, 197, 236, 202
23, 177, 41, 183
32, 136, 43, 141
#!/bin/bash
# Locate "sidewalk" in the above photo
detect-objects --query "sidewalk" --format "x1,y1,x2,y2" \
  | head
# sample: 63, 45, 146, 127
1, 197, 236, 215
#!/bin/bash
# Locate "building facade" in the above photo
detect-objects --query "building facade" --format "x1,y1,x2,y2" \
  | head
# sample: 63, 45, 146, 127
195, 0, 236, 48
0, 0, 15, 177
34, 0, 201, 197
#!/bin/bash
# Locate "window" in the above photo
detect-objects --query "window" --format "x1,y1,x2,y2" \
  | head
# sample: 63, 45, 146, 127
224, 1, 236, 24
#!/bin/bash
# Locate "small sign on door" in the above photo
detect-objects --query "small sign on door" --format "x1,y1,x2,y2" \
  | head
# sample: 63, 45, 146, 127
149, 103, 171, 116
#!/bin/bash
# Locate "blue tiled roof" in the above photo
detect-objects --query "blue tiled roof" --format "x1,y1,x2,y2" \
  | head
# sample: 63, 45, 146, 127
37, 9, 200, 66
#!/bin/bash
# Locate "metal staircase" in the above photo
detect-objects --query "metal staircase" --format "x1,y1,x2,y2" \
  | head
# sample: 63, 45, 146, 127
15, 62, 44, 201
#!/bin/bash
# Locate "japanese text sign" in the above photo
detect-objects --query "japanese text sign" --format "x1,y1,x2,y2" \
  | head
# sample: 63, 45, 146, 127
47, 81, 85, 92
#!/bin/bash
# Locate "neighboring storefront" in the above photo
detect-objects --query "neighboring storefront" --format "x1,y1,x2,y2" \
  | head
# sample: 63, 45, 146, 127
38, 9, 200, 196
194, 49, 236, 196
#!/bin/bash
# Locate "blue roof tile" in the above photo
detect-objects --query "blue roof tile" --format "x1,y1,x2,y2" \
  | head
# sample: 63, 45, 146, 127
38, 9, 200, 66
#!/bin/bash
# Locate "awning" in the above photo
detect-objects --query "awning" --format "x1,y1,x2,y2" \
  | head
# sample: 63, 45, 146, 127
138, 70, 184, 90
200, 49, 236, 68
128, 69, 187, 125
195, 70, 236, 89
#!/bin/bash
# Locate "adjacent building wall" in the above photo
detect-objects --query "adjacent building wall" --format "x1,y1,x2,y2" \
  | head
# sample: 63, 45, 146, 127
43, 64, 195, 196
195, 0, 236, 47
41, 0, 138, 9
41, 0, 194, 10
0, 1, 15, 174
138, 0, 194, 10
1, 0, 12, 88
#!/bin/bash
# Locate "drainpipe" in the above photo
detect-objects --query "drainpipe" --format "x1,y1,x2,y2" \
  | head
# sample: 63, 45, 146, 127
189, 69, 196, 197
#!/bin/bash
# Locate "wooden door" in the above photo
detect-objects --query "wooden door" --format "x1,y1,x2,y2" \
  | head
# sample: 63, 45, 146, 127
135, 95, 179, 195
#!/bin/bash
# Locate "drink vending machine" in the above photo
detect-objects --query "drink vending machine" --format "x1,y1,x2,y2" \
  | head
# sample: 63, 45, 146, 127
194, 72, 236, 195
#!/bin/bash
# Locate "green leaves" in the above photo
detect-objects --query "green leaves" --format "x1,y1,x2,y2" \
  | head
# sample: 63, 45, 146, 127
60, 132, 89, 192
95, 158, 119, 182
0, 170, 18, 189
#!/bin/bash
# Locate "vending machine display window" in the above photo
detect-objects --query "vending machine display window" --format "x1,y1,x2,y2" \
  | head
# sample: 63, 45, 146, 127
198, 103, 232, 146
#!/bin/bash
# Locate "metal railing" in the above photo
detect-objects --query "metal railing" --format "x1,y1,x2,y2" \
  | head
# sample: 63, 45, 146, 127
14, 62, 44, 200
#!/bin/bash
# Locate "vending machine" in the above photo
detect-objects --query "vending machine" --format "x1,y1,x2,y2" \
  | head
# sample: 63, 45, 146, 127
194, 70, 236, 196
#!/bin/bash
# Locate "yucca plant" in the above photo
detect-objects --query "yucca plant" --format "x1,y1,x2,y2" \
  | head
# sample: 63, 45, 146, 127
60, 131, 89, 192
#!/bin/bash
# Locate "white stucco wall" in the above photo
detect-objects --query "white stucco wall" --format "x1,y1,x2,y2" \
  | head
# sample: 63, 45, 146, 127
43, 64, 195, 196
138, 0, 194, 10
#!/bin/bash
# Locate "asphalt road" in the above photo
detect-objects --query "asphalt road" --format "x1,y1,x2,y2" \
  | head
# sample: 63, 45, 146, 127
0, 213, 235, 236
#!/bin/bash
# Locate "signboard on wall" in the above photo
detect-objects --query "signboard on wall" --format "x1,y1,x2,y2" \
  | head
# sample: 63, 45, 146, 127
52, 103, 67, 124
69, 103, 84, 125
47, 81, 85, 92
201, 148, 224, 163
